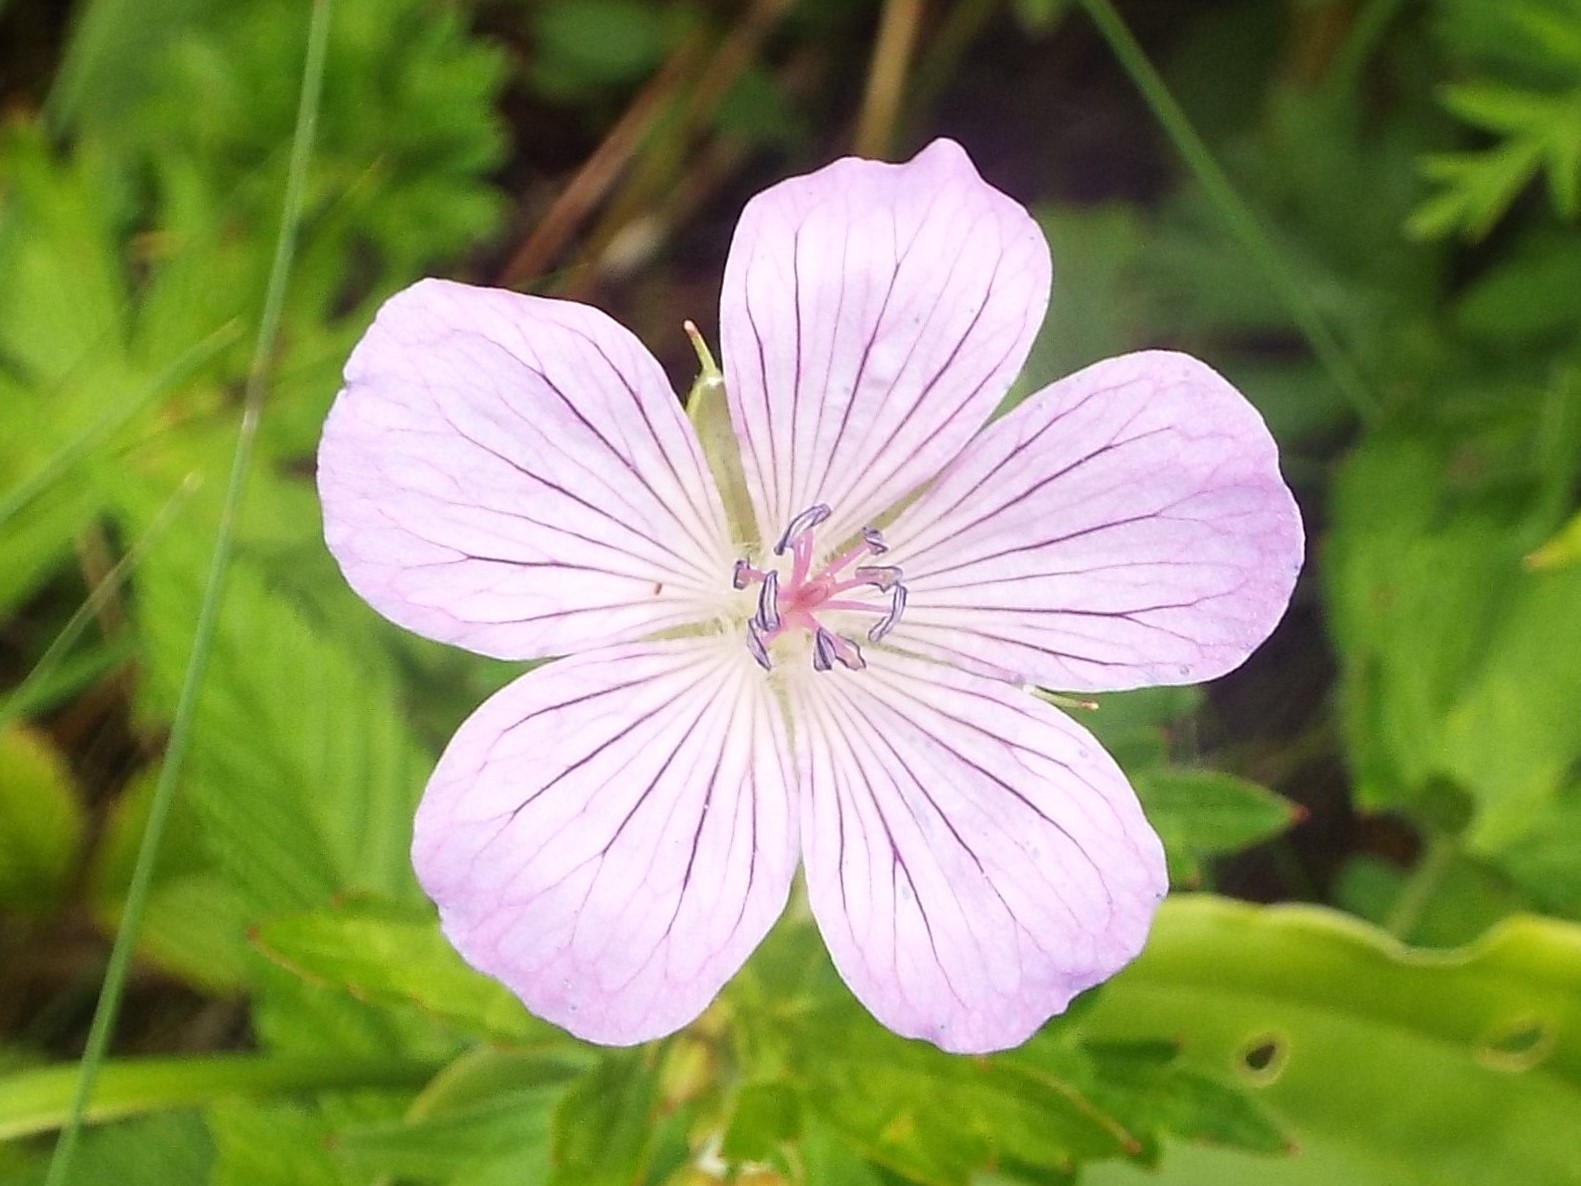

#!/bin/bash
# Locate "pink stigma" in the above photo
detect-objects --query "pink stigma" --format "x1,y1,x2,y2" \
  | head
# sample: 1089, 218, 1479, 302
733, 505, 909, 672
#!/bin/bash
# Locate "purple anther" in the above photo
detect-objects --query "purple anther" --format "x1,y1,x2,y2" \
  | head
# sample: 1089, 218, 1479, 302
745, 621, 772, 671
854, 565, 903, 591
833, 633, 867, 671
868, 582, 908, 643
774, 503, 832, 555
811, 628, 837, 672
755, 569, 781, 632
861, 527, 888, 555
732, 559, 753, 590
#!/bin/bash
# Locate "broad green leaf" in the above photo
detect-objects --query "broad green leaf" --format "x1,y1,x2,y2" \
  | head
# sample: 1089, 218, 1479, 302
0, 1053, 440, 1142
1079, 895, 1581, 1186
720, 1080, 802, 1164
1454, 231, 1581, 345
0, 726, 84, 913
206, 1100, 343, 1186
5, 1112, 213, 1186
331, 1049, 568, 1183
251, 901, 559, 1046
1334, 851, 1527, 947
550, 1051, 661, 1186
1133, 769, 1299, 884
790, 1009, 1133, 1185
1442, 565, 1581, 849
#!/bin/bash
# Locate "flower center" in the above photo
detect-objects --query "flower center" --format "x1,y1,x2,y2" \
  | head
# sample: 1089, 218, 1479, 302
731, 504, 909, 673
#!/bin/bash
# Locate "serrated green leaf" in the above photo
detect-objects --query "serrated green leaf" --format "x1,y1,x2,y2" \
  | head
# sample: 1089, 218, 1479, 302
134, 529, 432, 912
251, 900, 557, 1046
85, 767, 250, 992
0, 726, 85, 913
1134, 769, 1299, 884
1079, 895, 1581, 1186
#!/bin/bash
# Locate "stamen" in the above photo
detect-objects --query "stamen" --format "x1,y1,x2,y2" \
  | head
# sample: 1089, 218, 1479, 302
745, 621, 772, 671
854, 565, 903, 591
868, 583, 908, 643
732, 559, 754, 590
812, 628, 866, 672
755, 570, 781, 632
861, 527, 888, 555
811, 628, 835, 672
774, 504, 831, 555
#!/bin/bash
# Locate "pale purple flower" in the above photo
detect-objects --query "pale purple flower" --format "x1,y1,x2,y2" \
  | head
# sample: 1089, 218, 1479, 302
316, 139, 1302, 1054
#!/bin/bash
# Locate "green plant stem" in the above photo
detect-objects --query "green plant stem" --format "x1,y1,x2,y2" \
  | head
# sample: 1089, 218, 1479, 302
1385, 834, 1457, 941
1075, 0, 1382, 425
4, 1054, 443, 1142
42, 3, 334, 1182
1328, 0, 1409, 98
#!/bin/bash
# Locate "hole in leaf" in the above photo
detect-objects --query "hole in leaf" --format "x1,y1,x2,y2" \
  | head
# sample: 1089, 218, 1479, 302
1477, 1017, 1554, 1071
1236, 1033, 1288, 1085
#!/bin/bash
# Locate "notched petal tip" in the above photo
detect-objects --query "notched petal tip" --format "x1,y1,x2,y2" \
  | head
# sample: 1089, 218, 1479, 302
720, 137, 1052, 549
884, 348, 1304, 694
412, 638, 798, 1046
792, 650, 1166, 1054
318, 278, 734, 663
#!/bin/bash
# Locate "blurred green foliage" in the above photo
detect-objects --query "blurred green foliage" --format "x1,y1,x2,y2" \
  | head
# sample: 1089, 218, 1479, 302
2, 0, 1581, 1183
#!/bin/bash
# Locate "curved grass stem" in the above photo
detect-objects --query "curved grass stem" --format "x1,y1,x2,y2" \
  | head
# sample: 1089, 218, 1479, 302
1075, 0, 1382, 426
42, 2, 335, 1181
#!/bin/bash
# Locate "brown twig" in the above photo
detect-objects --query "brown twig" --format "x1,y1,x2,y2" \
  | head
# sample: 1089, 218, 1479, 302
494, 30, 709, 290
854, 0, 927, 159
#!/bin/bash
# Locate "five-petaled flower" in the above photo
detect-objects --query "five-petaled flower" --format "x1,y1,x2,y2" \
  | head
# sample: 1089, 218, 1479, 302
317, 139, 1302, 1054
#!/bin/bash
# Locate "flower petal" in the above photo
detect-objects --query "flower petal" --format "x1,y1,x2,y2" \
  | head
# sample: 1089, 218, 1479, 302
884, 351, 1303, 691
720, 139, 1051, 549
318, 279, 734, 661
788, 651, 1166, 1053
413, 637, 797, 1045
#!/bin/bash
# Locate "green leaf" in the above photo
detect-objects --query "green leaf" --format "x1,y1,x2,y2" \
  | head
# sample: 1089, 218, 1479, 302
134, 534, 433, 912
1078, 1042, 1290, 1159
1441, 565, 1581, 849
790, 1010, 1133, 1185
331, 1049, 568, 1183
0, 1053, 441, 1142
720, 1080, 802, 1164
0, 726, 84, 913
1133, 769, 1300, 885
251, 900, 560, 1047
5, 1112, 214, 1186
206, 1100, 343, 1186
1079, 895, 1581, 1185
85, 767, 251, 993
549, 1051, 660, 1186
